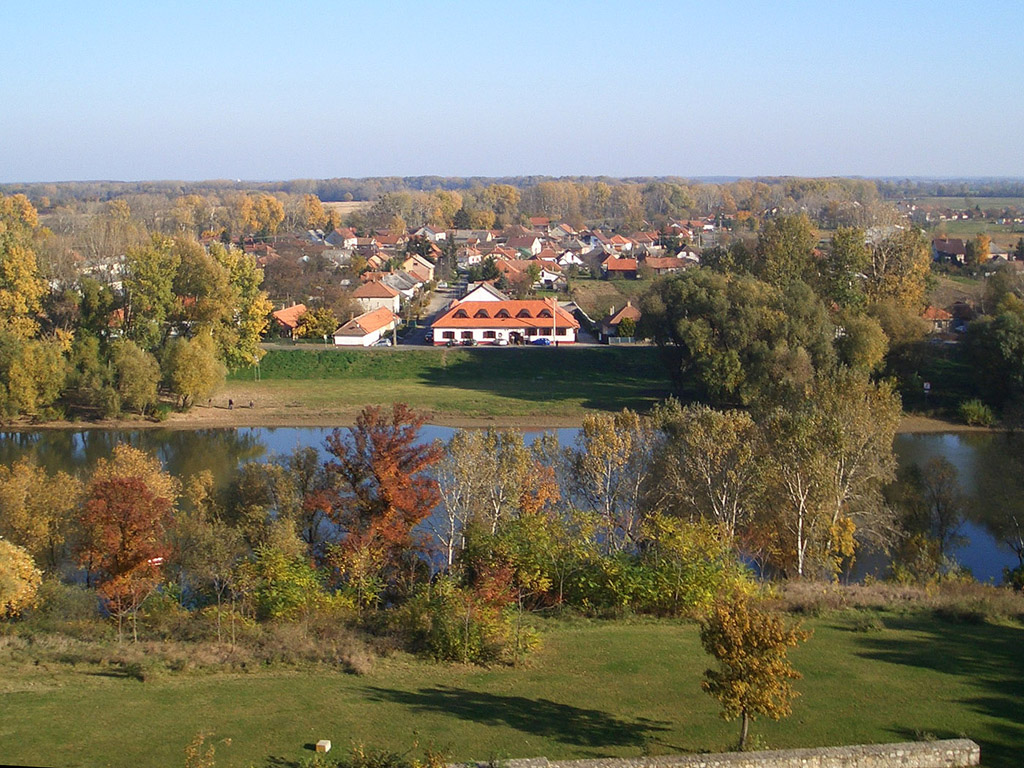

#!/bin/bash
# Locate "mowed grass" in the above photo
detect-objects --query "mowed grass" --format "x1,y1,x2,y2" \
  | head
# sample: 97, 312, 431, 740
228, 347, 674, 417
1, 613, 1021, 768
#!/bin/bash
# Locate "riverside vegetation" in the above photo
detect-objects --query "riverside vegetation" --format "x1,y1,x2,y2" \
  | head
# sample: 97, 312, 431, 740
3, 399, 1024, 765
3, 182, 1024, 765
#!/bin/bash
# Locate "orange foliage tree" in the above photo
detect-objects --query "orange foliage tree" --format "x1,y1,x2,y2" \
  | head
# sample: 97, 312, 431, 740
324, 403, 441, 603
77, 476, 173, 641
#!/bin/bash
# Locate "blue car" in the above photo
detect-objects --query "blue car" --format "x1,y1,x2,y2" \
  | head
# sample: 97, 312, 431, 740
530, 338, 552, 346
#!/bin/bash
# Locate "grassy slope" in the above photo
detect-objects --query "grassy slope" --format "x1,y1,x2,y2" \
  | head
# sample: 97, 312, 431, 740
227, 347, 674, 418
1, 613, 1021, 768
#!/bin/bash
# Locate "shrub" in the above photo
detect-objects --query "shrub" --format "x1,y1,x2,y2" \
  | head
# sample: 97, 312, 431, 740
396, 576, 537, 664
958, 398, 994, 426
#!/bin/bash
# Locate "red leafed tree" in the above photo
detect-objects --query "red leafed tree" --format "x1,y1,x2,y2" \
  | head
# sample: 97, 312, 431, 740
77, 476, 173, 641
324, 403, 441, 600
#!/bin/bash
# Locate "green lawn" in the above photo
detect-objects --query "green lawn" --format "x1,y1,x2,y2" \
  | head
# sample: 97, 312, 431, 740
1, 613, 1021, 768
228, 347, 675, 418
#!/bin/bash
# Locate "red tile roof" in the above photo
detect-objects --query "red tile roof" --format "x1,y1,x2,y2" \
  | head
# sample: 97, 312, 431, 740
334, 306, 397, 336
352, 281, 399, 299
272, 303, 307, 330
433, 300, 579, 331
922, 306, 953, 321
603, 257, 639, 271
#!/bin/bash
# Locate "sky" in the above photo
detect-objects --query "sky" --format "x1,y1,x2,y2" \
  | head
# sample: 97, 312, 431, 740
2, 0, 1022, 182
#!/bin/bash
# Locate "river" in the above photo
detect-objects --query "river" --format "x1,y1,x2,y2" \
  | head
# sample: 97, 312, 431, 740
1, 427, 1019, 583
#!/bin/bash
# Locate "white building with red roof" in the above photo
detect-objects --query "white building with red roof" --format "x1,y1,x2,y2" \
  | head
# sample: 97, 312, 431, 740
351, 280, 401, 314
332, 307, 398, 346
430, 296, 579, 346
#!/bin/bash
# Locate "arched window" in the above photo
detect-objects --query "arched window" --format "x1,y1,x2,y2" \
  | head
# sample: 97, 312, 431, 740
474, 309, 490, 318
453, 309, 468, 318
538, 309, 552, 318
496, 309, 511, 318
516, 308, 532, 318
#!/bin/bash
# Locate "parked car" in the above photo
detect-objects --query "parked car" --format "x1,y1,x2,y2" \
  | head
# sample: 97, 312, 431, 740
373, 338, 393, 347
495, 338, 509, 346
462, 338, 477, 346
446, 339, 457, 347
425, 330, 434, 343
530, 338, 552, 346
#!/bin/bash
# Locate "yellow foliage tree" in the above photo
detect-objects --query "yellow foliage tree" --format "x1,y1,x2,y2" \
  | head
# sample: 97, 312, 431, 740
0, 458, 83, 571
0, 538, 43, 619
90, 443, 181, 505
0, 194, 47, 340
700, 595, 810, 750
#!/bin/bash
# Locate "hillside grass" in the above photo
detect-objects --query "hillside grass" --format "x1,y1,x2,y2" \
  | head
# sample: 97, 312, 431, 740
1, 612, 1020, 768
227, 347, 675, 418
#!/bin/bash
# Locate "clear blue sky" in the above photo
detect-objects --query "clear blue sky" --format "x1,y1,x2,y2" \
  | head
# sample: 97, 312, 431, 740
2, 0, 1022, 182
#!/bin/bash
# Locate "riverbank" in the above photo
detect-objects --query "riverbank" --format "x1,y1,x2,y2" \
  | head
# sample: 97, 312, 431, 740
17, 397, 995, 434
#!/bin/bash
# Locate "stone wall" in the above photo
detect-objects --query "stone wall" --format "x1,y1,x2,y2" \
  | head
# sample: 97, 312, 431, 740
465, 740, 980, 768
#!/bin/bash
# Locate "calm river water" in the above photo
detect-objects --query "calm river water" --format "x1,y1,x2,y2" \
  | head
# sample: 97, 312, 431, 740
1, 426, 1019, 583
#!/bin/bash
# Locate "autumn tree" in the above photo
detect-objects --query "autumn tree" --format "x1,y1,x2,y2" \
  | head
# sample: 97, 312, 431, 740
865, 228, 930, 310
78, 476, 173, 641
754, 213, 817, 287
237, 193, 285, 238
565, 410, 655, 553
0, 333, 68, 420
111, 339, 161, 414
162, 331, 226, 408
650, 402, 760, 540
821, 227, 869, 308
700, 595, 809, 750
757, 371, 900, 578
0, 194, 48, 340
965, 233, 991, 267
124, 235, 181, 351
0, 539, 43, 619
433, 429, 491, 567
323, 403, 441, 600
0, 458, 82, 571
295, 306, 339, 340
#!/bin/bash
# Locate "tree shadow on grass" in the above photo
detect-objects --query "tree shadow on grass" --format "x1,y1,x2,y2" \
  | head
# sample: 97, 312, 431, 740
363, 685, 669, 748
851, 614, 1024, 768
419, 347, 674, 413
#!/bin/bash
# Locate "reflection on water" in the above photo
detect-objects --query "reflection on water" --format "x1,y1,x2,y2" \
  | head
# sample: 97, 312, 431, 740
0, 427, 1018, 583
894, 432, 1023, 583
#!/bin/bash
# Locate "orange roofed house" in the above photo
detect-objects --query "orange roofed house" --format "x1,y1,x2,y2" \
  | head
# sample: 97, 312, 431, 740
430, 288, 579, 346
271, 303, 307, 339
332, 307, 399, 347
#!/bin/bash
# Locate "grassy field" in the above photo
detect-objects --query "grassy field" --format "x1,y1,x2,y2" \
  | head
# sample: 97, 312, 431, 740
570, 277, 656, 320
1, 612, 1021, 768
225, 347, 674, 419
913, 197, 1024, 210
931, 220, 1022, 238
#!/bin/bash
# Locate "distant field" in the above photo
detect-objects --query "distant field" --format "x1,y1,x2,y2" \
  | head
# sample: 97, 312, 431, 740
930, 220, 1022, 238
1, 613, 1020, 768
913, 197, 1024, 210
322, 200, 372, 215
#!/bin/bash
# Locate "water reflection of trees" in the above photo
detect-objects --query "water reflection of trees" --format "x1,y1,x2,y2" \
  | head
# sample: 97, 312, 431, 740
972, 432, 1024, 569
0, 429, 268, 492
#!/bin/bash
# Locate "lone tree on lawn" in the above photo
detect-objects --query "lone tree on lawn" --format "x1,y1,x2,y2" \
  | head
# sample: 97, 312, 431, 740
699, 595, 810, 750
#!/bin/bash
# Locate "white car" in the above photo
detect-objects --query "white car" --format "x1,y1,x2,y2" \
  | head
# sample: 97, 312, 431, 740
495, 338, 509, 346
373, 338, 393, 347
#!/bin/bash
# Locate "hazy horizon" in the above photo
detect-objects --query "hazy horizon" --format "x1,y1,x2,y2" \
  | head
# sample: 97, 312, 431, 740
4, 1, 1023, 184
